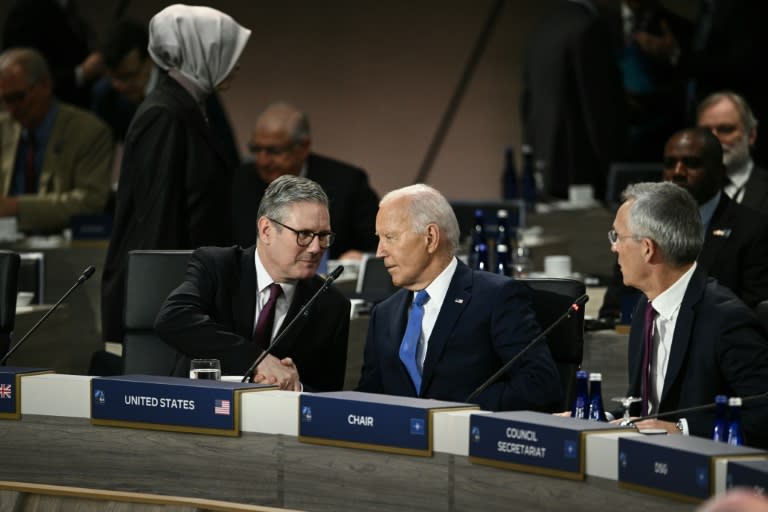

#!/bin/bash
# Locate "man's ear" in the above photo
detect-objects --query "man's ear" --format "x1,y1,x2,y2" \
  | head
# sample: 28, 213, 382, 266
425, 223, 440, 254
257, 216, 272, 243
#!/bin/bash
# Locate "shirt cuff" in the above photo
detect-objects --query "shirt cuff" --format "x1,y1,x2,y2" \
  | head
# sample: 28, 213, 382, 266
677, 418, 689, 435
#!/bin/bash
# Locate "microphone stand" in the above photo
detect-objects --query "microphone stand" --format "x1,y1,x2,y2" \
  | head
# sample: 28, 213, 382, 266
1, 266, 96, 366
465, 293, 589, 403
241, 266, 344, 383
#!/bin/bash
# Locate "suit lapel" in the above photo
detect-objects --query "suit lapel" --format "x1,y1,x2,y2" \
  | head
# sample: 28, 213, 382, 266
273, 278, 314, 355
387, 290, 415, 390
660, 269, 706, 405
234, 246, 257, 338
699, 195, 731, 270
420, 263, 471, 393
38, 107, 66, 192
0, 117, 20, 194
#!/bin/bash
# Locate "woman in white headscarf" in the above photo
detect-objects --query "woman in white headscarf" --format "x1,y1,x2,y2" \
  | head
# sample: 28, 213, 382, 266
102, 5, 251, 345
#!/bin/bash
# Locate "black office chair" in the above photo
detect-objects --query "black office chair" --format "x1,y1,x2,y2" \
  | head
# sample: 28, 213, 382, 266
521, 277, 586, 411
605, 162, 663, 210
0, 250, 21, 360
122, 250, 193, 376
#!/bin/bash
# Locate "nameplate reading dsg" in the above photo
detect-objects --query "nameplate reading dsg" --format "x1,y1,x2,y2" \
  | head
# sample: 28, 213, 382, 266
91, 375, 274, 436
299, 391, 476, 456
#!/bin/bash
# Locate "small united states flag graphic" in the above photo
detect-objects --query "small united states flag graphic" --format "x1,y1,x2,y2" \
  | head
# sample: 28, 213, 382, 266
214, 399, 230, 415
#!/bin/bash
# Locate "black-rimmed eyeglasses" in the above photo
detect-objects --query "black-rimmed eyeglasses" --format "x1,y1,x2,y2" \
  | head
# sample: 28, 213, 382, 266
268, 218, 335, 248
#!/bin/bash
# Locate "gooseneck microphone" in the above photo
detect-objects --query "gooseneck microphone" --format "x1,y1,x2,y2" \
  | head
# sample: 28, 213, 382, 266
465, 293, 589, 403
1, 265, 96, 366
241, 265, 344, 383
629, 391, 768, 424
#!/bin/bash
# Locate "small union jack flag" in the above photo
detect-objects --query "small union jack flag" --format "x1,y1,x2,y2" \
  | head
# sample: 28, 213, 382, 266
214, 399, 230, 415
0, 383, 12, 399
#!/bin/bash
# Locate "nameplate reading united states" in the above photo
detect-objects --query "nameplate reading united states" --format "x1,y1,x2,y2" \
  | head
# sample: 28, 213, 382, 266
298, 391, 477, 456
469, 410, 629, 480
91, 375, 275, 436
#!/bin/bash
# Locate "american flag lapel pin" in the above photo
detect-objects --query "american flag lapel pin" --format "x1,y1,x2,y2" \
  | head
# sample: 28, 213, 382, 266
712, 228, 732, 238
454, 298, 464, 304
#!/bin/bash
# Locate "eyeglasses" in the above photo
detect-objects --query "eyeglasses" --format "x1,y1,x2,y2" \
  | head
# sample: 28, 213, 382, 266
662, 156, 704, 169
248, 143, 295, 156
268, 217, 335, 248
608, 229, 638, 245
706, 124, 739, 136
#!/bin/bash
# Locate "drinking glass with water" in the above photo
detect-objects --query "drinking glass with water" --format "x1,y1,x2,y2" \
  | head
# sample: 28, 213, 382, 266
189, 358, 221, 380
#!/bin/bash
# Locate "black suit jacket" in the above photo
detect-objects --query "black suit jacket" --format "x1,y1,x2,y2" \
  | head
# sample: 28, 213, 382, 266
741, 165, 768, 214
601, 192, 768, 317
231, 153, 379, 259
101, 73, 235, 342
521, 0, 627, 200
154, 245, 350, 391
357, 260, 562, 412
626, 268, 768, 448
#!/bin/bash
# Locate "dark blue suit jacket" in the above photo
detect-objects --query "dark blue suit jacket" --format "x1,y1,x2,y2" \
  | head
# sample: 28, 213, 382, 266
357, 260, 562, 412
627, 267, 768, 448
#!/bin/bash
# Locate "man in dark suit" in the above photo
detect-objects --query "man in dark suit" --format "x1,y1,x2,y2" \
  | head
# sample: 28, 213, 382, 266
357, 184, 561, 411
600, 128, 768, 319
697, 91, 768, 214
521, 0, 627, 200
101, 6, 250, 344
231, 102, 379, 260
610, 182, 768, 448
155, 176, 350, 391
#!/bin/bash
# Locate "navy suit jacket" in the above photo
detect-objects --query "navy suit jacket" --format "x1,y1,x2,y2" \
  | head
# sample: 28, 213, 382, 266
357, 261, 562, 412
154, 245, 351, 391
741, 165, 768, 214
627, 267, 768, 448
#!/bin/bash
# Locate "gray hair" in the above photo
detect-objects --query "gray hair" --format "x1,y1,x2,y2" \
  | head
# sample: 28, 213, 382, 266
0, 47, 51, 84
256, 175, 328, 238
255, 102, 310, 144
621, 182, 703, 267
697, 91, 758, 133
380, 184, 460, 256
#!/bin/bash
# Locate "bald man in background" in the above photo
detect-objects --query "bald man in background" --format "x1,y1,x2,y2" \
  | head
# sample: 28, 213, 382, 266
231, 102, 379, 260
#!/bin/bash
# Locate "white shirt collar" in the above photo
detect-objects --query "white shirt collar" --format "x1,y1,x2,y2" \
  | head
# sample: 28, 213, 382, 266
253, 249, 296, 304
650, 262, 697, 320
727, 158, 753, 191
419, 257, 458, 309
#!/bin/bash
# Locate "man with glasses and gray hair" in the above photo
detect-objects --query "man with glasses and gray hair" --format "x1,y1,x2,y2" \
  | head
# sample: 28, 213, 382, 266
156, 175, 351, 391
231, 101, 379, 260
610, 181, 768, 448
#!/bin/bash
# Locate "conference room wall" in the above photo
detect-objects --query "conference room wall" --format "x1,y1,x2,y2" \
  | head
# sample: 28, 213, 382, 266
0, 0, 696, 201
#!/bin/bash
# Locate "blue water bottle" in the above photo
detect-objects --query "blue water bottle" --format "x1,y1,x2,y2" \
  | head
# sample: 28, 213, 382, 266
712, 394, 728, 443
494, 209, 511, 276
571, 370, 589, 419
502, 147, 519, 199
470, 209, 488, 271
726, 397, 744, 446
521, 144, 537, 213
587, 372, 607, 422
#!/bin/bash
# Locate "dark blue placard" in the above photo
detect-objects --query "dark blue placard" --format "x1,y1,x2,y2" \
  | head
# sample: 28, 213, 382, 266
299, 391, 474, 455
727, 459, 768, 493
0, 367, 50, 418
468, 411, 626, 478
91, 375, 273, 435
619, 435, 766, 501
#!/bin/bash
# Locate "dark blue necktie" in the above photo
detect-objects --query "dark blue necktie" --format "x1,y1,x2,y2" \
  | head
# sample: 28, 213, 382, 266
399, 290, 430, 394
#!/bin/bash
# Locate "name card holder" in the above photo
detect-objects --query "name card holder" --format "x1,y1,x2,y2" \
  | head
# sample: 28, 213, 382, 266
468, 411, 631, 480
298, 391, 478, 456
90, 375, 276, 436
726, 459, 768, 493
618, 435, 767, 503
0, 367, 53, 420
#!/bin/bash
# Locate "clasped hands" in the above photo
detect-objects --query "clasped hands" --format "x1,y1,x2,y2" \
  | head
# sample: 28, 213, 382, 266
253, 353, 301, 391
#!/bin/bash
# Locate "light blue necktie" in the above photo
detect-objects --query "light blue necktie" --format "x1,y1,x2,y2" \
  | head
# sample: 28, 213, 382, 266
399, 290, 430, 394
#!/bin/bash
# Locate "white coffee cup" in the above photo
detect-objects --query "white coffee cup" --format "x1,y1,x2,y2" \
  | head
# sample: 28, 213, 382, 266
544, 255, 572, 278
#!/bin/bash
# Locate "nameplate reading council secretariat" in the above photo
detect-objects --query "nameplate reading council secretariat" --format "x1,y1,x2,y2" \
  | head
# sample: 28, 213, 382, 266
91, 375, 276, 436
299, 391, 477, 456
619, 435, 767, 502
0, 367, 52, 420
469, 411, 629, 480
727, 460, 768, 492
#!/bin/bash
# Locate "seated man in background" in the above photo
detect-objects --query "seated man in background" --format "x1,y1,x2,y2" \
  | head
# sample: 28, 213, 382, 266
91, 18, 241, 189
600, 127, 768, 319
697, 91, 768, 213
357, 184, 562, 411
231, 102, 379, 260
0, 47, 112, 233
610, 181, 768, 448
155, 175, 350, 391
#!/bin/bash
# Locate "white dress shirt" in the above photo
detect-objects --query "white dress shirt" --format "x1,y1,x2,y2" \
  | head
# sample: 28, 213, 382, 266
415, 257, 458, 371
724, 159, 754, 204
253, 250, 296, 344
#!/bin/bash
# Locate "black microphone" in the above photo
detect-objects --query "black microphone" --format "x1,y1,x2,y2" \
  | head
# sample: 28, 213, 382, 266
465, 293, 589, 403
1, 265, 96, 366
240, 265, 344, 383
629, 391, 768, 424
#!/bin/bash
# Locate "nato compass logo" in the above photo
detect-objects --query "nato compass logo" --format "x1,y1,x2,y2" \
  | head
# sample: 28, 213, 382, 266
563, 439, 578, 458
696, 466, 708, 488
93, 389, 106, 405
471, 425, 481, 443
619, 451, 628, 469
301, 405, 312, 422
410, 418, 425, 435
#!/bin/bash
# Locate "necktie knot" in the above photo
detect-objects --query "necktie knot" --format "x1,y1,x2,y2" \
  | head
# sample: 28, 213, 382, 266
414, 290, 430, 307
266, 282, 282, 302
